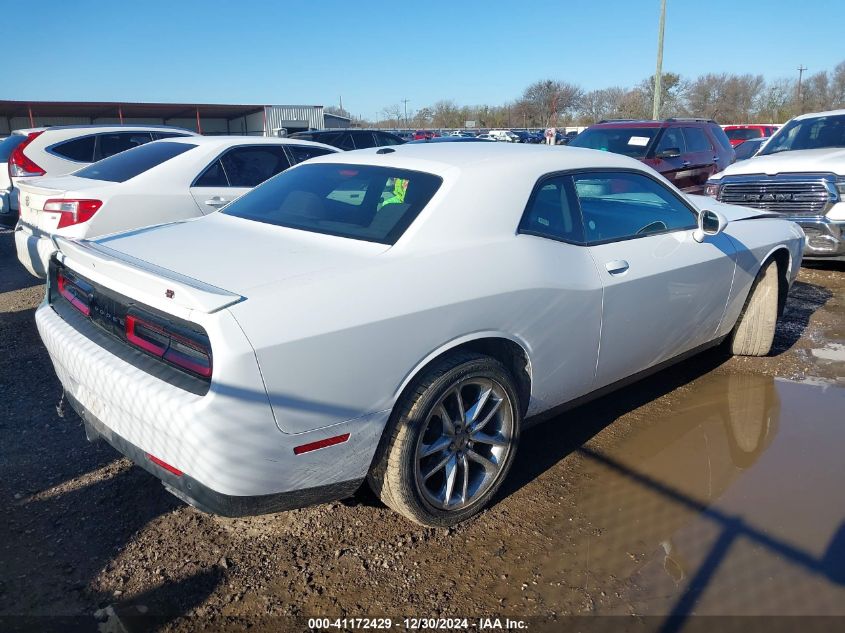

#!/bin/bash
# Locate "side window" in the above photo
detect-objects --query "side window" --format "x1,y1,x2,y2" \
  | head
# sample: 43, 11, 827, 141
335, 133, 356, 151
352, 132, 377, 149
96, 132, 154, 159
375, 132, 401, 146
51, 136, 96, 162
287, 145, 335, 164
708, 123, 733, 152
656, 128, 686, 154
518, 176, 584, 243
193, 159, 228, 187
573, 171, 697, 244
682, 127, 713, 152
219, 146, 292, 187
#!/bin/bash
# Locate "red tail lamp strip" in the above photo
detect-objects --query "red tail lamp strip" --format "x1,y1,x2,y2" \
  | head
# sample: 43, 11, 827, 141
125, 315, 167, 355
146, 453, 184, 476
294, 433, 351, 455
57, 274, 91, 316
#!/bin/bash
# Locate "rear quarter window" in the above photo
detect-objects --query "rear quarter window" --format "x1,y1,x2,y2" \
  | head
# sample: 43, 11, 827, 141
50, 135, 96, 162
75, 141, 196, 183
708, 124, 733, 151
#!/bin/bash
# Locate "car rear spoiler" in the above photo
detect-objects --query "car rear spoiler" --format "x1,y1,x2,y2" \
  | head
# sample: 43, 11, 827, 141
53, 236, 244, 314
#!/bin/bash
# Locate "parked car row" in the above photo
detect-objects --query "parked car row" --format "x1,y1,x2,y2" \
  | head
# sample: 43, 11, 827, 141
0, 125, 197, 225
14, 136, 337, 277
9, 116, 805, 527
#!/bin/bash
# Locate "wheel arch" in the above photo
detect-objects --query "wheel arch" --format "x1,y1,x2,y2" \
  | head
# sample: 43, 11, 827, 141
761, 246, 792, 316
392, 332, 533, 418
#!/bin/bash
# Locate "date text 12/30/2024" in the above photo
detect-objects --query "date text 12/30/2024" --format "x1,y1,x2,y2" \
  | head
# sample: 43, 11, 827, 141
307, 618, 529, 630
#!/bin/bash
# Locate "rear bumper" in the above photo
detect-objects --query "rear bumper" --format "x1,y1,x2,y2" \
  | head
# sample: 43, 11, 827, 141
66, 390, 362, 516
793, 217, 845, 261
36, 298, 388, 511
14, 222, 53, 278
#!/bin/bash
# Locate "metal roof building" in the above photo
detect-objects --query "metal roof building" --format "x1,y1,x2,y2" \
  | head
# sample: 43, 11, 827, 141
0, 101, 352, 136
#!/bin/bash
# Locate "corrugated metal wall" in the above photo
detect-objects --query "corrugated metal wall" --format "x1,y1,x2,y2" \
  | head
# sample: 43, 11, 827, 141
263, 106, 325, 135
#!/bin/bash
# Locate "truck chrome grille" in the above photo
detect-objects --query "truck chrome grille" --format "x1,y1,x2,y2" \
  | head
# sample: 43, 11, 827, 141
717, 176, 835, 216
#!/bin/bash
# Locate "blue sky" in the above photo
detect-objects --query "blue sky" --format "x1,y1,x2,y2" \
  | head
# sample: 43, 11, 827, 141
4, 0, 842, 118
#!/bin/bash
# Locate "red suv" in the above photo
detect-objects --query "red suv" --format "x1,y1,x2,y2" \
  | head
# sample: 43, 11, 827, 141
722, 124, 779, 147
568, 118, 735, 194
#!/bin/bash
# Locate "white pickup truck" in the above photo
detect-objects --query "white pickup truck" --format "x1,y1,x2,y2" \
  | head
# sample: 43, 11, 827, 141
705, 109, 845, 262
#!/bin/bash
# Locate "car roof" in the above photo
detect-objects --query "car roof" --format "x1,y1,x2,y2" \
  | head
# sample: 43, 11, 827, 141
791, 108, 845, 121
590, 118, 715, 129
304, 142, 649, 179
12, 124, 196, 135
295, 129, 400, 134
147, 135, 338, 150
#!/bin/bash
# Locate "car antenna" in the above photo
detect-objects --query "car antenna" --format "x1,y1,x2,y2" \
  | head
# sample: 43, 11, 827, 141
376, 147, 395, 154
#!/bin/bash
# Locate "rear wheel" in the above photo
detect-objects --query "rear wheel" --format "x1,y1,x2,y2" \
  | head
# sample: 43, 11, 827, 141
731, 259, 779, 356
368, 352, 521, 527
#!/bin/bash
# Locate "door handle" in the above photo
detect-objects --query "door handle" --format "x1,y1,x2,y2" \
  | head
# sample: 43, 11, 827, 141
605, 260, 629, 275
204, 197, 228, 207
681, 160, 691, 167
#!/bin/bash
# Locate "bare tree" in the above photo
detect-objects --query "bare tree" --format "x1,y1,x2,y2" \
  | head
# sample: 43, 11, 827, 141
802, 71, 832, 113
832, 61, 845, 108
380, 104, 402, 128
522, 80, 583, 125
639, 72, 687, 118
756, 78, 796, 123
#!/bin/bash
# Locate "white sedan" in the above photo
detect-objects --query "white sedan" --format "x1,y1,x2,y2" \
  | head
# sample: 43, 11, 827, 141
37, 143, 804, 526
14, 136, 337, 277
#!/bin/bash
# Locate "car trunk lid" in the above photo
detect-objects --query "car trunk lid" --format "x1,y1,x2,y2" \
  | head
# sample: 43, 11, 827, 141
17, 175, 113, 232
55, 212, 389, 314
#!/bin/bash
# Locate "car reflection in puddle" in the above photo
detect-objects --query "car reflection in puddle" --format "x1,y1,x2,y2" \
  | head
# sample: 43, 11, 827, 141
536, 373, 845, 617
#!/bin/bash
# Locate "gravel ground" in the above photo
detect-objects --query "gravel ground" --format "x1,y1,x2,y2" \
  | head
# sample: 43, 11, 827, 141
1, 226, 843, 632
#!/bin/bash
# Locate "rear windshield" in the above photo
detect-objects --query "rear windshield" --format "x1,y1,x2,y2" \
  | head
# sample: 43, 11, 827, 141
0, 134, 26, 162
760, 114, 845, 155
568, 127, 660, 158
74, 141, 196, 183
726, 128, 762, 141
222, 163, 442, 244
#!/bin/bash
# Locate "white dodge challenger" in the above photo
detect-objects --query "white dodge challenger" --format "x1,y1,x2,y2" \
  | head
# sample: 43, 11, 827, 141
37, 143, 804, 526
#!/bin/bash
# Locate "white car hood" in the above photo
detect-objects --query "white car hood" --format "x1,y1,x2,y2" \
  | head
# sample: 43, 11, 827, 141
716, 148, 845, 178
686, 194, 772, 222
93, 213, 390, 295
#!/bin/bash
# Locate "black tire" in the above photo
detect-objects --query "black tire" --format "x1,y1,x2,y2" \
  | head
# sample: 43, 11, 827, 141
368, 352, 521, 527
731, 259, 779, 356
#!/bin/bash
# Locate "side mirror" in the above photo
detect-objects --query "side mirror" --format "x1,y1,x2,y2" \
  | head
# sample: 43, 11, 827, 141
656, 147, 681, 159
693, 209, 728, 242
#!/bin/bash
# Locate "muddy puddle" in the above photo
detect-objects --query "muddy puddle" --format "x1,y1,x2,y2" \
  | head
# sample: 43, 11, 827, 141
494, 372, 845, 618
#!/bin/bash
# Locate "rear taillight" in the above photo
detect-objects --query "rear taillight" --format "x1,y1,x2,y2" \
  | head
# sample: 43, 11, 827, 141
125, 314, 212, 378
44, 199, 103, 229
9, 131, 46, 178
57, 273, 91, 316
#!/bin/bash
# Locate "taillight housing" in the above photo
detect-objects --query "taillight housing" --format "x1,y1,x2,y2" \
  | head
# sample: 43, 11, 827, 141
125, 313, 213, 378
56, 272, 92, 316
8, 131, 46, 177
44, 199, 103, 229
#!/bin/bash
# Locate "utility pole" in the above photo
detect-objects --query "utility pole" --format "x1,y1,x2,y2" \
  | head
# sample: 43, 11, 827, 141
401, 98, 410, 130
797, 65, 807, 114
652, 0, 667, 120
